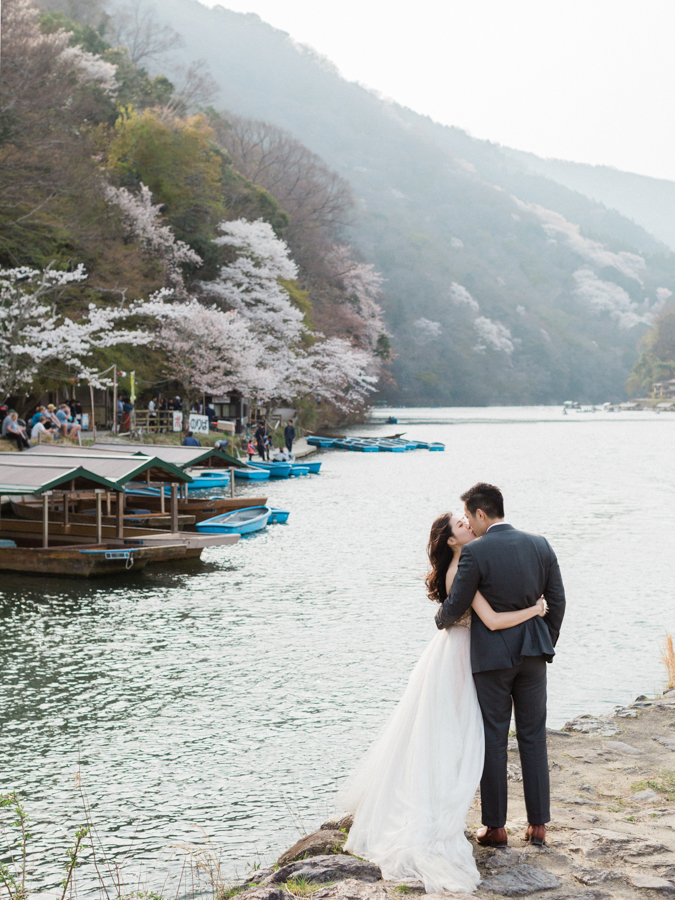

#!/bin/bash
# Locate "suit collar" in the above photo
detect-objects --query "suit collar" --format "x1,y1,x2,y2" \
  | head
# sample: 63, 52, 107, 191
484, 523, 514, 534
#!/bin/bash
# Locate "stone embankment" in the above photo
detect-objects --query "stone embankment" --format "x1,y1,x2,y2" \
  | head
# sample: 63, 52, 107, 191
232, 691, 675, 900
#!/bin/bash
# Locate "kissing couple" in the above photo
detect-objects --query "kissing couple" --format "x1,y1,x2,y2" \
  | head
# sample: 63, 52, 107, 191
336, 482, 566, 893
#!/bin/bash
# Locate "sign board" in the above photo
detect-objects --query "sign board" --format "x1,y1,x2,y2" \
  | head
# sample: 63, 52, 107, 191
189, 413, 209, 435
172, 411, 183, 432
81, 413, 89, 431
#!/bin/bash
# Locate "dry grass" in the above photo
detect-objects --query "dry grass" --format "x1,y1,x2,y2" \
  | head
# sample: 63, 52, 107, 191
662, 632, 675, 689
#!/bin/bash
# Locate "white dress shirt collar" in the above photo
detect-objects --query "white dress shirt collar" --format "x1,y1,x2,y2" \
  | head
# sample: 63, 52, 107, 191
486, 521, 511, 532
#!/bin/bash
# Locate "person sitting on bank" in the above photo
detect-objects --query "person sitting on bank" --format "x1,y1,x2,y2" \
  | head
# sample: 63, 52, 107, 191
272, 447, 294, 462
30, 406, 47, 428
182, 430, 201, 447
30, 415, 50, 442
2, 408, 15, 437
56, 404, 82, 439
6, 412, 30, 450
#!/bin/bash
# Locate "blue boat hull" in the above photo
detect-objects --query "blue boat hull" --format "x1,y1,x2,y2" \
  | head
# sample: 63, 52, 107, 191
195, 506, 271, 534
248, 462, 292, 478
289, 465, 309, 476
268, 508, 290, 524
189, 473, 230, 490
234, 468, 270, 481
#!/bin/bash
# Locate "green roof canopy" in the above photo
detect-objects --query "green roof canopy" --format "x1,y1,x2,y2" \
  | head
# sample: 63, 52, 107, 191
0, 462, 121, 495
2, 453, 192, 486
91, 442, 247, 468
28, 442, 246, 469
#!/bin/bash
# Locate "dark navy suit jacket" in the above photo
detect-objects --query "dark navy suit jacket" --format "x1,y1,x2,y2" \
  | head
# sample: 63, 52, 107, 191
434, 523, 566, 673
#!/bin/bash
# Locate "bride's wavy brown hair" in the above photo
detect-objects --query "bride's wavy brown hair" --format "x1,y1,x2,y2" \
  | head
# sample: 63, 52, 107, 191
425, 512, 455, 603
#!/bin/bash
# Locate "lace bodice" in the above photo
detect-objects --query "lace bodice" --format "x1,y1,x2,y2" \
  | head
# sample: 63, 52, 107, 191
453, 609, 472, 630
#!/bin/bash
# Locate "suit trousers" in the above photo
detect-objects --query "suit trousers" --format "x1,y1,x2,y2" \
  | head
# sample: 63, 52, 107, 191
473, 655, 549, 828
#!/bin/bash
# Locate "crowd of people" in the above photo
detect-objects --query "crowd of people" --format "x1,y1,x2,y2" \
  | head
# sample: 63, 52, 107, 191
1, 393, 301, 462
1, 401, 83, 451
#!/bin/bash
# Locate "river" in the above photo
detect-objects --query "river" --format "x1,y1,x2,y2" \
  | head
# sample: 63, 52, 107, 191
1, 406, 673, 894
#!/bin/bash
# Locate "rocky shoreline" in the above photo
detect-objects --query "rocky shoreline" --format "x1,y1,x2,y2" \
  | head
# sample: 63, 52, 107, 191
231, 691, 675, 900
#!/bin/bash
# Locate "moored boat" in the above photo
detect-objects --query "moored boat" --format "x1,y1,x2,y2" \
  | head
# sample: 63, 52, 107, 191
186, 469, 231, 489
233, 466, 270, 481
121, 490, 268, 523
195, 506, 271, 535
248, 461, 293, 478
288, 464, 310, 476
267, 508, 290, 524
0, 541, 155, 577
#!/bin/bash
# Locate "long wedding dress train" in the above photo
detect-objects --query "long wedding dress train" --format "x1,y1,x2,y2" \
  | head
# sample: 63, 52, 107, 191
336, 622, 484, 894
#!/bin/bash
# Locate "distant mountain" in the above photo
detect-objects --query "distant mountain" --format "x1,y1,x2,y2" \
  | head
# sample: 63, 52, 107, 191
146, 0, 675, 404
499, 150, 675, 253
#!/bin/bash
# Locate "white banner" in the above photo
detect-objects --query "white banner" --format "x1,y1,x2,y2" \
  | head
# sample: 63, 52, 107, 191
172, 411, 183, 432
189, 413, 209, 435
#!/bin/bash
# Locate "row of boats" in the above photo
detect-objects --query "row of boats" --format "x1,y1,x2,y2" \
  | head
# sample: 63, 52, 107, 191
137, 456, 322, 491
0, 440, 321, 577
306, 435, 444, 453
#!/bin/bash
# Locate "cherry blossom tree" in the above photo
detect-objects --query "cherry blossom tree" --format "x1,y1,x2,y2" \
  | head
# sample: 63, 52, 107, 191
326, 244, 388, 353
289, 338, 378, 410
129, 296, 267, 405
0, 265, 153, 398
205, 218, 304, 344
199, 218, 379, 408
103, 182, 202, 293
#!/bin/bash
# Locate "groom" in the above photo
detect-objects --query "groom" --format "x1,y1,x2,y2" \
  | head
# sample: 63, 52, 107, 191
435, 483, 565, 848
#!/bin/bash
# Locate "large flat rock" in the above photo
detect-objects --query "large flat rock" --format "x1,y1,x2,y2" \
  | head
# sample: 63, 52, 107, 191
267, 855, 382, 885
309, 881, 391, 900
569, 828, 668, 858
479, 863, 560, 895
235, 887, 294, 900
277, 829, 347, 866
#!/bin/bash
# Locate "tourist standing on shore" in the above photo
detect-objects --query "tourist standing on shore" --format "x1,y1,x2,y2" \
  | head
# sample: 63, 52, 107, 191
284, 419, 296, 453
254, 421, 266, 460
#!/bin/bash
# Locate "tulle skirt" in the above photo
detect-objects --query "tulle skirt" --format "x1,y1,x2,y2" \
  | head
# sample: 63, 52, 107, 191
336, 625, 484, 893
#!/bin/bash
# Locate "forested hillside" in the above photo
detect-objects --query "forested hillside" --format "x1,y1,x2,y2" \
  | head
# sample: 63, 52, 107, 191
500, 149, 675, 253
131, 0, 675, 405
0, 0, 389, 422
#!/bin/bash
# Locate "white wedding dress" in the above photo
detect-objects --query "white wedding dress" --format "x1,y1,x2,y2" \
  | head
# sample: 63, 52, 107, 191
336, 615, 484, 894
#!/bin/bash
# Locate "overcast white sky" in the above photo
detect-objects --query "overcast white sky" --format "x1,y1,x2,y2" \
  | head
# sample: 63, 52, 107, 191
198, 0, 675, 183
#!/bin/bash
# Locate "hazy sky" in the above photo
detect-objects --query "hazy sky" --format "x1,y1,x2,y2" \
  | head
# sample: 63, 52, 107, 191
198, 0, 675, 183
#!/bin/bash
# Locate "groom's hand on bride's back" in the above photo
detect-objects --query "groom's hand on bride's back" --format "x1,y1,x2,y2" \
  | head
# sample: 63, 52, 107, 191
542, 548, 566, 645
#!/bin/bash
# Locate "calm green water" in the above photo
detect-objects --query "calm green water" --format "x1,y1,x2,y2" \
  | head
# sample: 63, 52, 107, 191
1, 406, 674, 894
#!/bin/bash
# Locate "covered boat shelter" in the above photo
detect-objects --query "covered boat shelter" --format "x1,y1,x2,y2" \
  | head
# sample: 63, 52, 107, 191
2, 454, 192, 538
28, 441, 247, 497
0, 462, 122, 547
89, 442, 246, 469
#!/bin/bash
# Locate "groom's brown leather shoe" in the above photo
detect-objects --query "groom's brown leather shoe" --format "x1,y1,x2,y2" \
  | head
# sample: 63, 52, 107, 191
524, 824, 546, 846
476, 826, 508, 848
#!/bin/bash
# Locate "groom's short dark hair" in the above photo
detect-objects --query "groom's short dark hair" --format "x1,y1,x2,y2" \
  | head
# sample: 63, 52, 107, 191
461, 482, 504, 519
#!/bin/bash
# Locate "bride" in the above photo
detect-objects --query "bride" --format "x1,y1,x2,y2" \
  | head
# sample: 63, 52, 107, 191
336, 512, 548, 894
